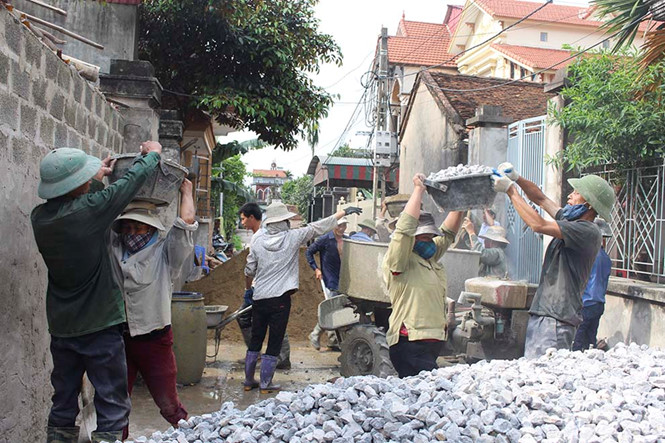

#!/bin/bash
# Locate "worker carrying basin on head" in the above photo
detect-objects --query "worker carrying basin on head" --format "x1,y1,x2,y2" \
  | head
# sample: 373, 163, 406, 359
32, 141, 163, 443
109, 179, 198, 440
382, 173, 464, 378
462, 219, 509, 278
492, 163, 615, 358
243, 201, 362, 393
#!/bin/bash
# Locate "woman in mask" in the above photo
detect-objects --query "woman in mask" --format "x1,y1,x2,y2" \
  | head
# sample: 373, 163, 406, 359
110, 179, 197, 439
382, 173, 464, 378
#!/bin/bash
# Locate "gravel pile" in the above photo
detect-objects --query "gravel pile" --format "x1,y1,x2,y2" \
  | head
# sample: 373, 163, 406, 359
427, 164, 493, 182
129, 343, 665, 443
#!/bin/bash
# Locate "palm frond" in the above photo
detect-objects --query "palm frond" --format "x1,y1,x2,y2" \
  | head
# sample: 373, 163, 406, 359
593, 0, 653, 50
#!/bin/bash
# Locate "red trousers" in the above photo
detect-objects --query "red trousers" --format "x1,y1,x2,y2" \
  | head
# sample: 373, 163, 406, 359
122, 327, 187, 439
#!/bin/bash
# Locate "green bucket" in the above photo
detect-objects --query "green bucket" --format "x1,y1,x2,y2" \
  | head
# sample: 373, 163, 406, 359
171, 291, 207, 385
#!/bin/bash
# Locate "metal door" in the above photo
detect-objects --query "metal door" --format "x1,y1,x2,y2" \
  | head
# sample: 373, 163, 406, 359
505, 116, 546, 283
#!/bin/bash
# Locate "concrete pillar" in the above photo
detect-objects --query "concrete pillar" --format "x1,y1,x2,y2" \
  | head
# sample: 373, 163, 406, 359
158, 110, 184, 164
544, 70, 570, 207
99, 60, 162, 153
466, 105, 511, 227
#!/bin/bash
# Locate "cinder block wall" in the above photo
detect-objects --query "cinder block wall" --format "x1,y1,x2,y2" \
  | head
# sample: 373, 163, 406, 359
0, 9, 124, 442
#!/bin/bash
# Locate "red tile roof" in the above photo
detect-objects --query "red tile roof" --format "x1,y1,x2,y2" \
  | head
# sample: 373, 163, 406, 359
420, 71, 555, 125
474, 0, 659, 31
491, 44, 573, 71
253, 169, 287, 178
444, 5, 464, 36
389, 20, 457, 67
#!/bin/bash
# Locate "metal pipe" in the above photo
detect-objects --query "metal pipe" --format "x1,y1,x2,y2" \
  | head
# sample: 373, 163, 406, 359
16, 10, 104, 49
24, 0, 67, 16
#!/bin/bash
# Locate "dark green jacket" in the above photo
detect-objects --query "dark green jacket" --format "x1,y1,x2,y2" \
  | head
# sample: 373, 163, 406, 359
31, 153, 161, 337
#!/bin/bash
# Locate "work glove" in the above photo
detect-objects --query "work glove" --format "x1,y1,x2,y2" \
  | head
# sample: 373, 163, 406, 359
497, 162, 519, 181
344, 206, 362, 216
492, 175, 514, 193
243, 288, 254, 306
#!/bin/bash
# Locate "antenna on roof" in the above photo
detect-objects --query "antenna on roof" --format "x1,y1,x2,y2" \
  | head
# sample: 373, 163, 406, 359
402, 11, 405, 20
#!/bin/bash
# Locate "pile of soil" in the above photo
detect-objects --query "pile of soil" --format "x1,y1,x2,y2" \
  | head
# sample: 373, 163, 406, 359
184, 248, 324, 342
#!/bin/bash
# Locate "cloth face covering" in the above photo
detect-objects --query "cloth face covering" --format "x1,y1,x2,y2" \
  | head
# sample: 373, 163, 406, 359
561, 204, 589, 221
413, 240, 437, 260
122, 232, 154, 254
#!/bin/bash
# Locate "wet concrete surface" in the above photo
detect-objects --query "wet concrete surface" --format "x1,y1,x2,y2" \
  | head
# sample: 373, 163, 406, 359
127, 340, 341, 439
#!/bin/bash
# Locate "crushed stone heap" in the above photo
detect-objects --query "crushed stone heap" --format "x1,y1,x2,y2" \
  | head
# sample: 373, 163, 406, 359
129, 343, 665, 443
427, 164, 493, 182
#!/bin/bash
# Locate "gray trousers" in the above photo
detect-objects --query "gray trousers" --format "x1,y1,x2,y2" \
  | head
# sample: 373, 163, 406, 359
524, 314, 576, 359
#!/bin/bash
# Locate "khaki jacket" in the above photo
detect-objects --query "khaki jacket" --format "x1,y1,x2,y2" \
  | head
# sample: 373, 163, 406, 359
382, 213, 455, 346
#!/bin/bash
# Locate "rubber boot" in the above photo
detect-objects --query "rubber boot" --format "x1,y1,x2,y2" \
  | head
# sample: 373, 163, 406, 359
309, 325, 321, 350
90, 430, 122, 443
46, 426, 80, 443
240, 327, 252, 349
243, 350, 260, 391
276, 333, 291, 370
259, 354, 281, 394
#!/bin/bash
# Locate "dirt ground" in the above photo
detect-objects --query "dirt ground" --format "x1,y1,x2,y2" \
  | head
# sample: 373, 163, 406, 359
127, 340, 341, 439
184, 247, 326, 342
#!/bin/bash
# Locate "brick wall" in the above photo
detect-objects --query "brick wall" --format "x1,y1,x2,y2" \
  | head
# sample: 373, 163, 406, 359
0, 8, 125, 442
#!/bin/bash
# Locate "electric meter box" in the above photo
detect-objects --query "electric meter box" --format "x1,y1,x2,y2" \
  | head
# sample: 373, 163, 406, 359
374, 131, 397, 156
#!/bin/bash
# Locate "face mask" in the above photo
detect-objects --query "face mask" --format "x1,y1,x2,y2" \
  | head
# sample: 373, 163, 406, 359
561, 203, 589, 221
413, 240, 437, 260
122, 232, 154, 254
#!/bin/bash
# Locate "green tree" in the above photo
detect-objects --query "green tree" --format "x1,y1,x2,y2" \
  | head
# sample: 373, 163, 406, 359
281, 175, 314, 219
138, 0, 342, 151
549, 51, 665, 170
211, 154, 250, 239
330, 143, 372, 158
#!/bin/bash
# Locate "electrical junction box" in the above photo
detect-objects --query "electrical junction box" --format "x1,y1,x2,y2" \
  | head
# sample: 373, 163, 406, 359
374, 131, 397, 167
374, 131, 397, 156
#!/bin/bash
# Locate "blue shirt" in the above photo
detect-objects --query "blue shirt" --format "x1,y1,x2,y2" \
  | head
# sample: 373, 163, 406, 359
306, 231, 345, 291
582, 247, 611, 306
349, 232, 374, 242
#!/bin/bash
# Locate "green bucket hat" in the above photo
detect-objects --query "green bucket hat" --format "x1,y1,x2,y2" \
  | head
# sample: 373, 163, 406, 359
358, 219, 377, 232
567, 175, 615, 222
38, 148, 101, 199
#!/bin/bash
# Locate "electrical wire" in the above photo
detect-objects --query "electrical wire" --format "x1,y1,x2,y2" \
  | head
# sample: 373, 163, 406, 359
385, 0, 555, 81
421, 15, 646, 94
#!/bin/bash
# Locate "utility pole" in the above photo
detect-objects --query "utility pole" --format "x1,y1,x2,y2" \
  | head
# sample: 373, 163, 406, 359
372, 27, 389, 220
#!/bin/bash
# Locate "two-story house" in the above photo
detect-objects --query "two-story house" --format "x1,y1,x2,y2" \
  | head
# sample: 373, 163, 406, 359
252, 162, 290, 204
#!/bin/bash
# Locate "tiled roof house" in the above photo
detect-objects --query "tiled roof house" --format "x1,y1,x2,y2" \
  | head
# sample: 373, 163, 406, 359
449, 0, 660, 82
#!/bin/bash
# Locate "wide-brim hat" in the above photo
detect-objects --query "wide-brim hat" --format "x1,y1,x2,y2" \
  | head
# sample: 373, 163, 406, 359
38, 147, 102, 199
358, 219, 377, 232
113, 200, 165, 232
479, 226, 510, 244
337, 217, 349, 226
414, 211, 442, 237
568, 175, 615, 222
263, 201, 297, 225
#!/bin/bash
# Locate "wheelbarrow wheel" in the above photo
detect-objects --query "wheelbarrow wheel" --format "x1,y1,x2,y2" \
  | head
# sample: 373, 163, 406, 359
338, 325, 396, 378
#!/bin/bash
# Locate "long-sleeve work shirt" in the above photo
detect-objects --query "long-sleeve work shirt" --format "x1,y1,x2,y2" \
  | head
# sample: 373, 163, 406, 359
245, 215, 338, 301
110, 217, 198, 336
305, 231, 345, 291
470, 234, 508, 278
382, 213, 455, 347
31, 153, 161, 337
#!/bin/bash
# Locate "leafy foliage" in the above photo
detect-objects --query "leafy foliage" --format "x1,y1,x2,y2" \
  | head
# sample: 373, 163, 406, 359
210, 155, 250, 239
281, 175, 314, 219
139, 0, 342, 150
330, 143, 372, 158
550, 51, 665, 170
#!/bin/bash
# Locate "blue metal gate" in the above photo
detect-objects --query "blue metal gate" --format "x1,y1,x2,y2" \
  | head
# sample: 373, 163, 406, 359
505, 116, 546, 283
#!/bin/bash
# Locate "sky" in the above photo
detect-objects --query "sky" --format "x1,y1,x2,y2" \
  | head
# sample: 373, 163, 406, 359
221, 0, 591, 180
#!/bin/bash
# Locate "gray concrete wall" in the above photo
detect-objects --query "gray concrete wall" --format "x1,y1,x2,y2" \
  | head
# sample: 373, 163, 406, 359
399, 81, 464, 224
12, 0, 138, 74
0, 9, 124, 442
598, 278, 665, 349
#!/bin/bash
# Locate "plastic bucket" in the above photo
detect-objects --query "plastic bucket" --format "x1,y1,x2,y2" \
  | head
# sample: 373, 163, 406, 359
171, 292, 207, 385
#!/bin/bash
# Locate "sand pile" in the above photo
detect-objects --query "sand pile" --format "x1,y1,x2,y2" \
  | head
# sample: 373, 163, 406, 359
184, 248, 324, 342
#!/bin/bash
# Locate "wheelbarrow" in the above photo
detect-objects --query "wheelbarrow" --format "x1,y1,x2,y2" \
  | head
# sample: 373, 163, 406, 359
205, 304, 253, 360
